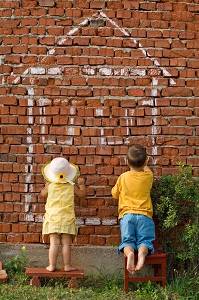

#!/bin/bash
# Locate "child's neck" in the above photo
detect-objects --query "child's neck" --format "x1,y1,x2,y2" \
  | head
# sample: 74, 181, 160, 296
130, 166, 145, 172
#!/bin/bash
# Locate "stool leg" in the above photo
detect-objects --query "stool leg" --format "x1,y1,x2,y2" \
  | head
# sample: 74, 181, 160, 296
124, 275, 129, 293
30, 276, 41, 287
68, 277, 78, 289
161, 260, 167, 287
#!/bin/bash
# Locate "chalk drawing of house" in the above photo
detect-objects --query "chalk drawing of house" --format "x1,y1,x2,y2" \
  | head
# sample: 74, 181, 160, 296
3, 11, 177, 221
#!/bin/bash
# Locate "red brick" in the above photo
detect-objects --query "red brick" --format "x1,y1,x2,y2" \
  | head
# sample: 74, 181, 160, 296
90, 235, 106, 246
161, 107, 192, 116
76, 235, 89, 245
0, 145, 10, 153
187, 118, 199, 126
97, 166, 113, 175
0, 224, 11, 232
163, 147, 179, 156
81, 128, 100, 136
136, 118, 153, 126
0, 235, 6, 242
28, 224, 42, 233
162, 127, 193, 135
23, 233, 40, 243
38, 0, 55, 6
0, 203, 13, 212
79, 166, 96, 175
89, 1, 105, 8
169, 118, 186, 126
128, 89, 144, 97
98, 207, 117, 217
95, 226, 111, 235
106, 236, 120, 245
194, 107, 199, 116
7, 234, 23, 243
77, 89, 92, 97
157, 2, 173, 11
187, 136, 199, 146
170, 99, 187, 106
79, 226, 95, 235
0, 96, 17, 105
12, 224, 28, 233
79, 207, 97, 217
95, 146, 112, 156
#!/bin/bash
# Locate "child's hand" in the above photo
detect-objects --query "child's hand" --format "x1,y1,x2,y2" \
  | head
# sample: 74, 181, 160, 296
77, 177, 85, 186
40, 183, 49, 198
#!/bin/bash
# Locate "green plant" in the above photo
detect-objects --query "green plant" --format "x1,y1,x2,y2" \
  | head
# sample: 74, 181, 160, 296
4, 246, 29, 275
152, 163, 199, 273
169, 270, 199, 300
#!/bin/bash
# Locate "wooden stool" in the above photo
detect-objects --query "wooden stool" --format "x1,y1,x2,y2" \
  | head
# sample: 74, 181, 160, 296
25, 267, 84, 288
0, 261, 8, 283
124, 252, 167, 292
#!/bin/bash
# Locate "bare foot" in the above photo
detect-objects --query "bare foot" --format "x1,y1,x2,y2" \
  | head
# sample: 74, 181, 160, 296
127, 252, 135, 274
64, 265, 77, 272
0, 270, 7, 276
135, 247, 148, 271
46, 265, 56, 272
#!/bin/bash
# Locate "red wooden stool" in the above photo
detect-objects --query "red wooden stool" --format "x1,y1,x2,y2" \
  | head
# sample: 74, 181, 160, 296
25, 267, 84, 288
124, 252, 167, 292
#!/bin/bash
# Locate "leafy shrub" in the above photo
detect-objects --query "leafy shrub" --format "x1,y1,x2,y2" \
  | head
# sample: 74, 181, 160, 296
4, 246, 28, 275
152, 164, 199, 273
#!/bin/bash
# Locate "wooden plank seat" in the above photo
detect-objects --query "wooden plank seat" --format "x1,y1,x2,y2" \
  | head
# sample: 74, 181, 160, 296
124, 252, 167, 292
0, 261, 8, 283
25, 267, 84, 288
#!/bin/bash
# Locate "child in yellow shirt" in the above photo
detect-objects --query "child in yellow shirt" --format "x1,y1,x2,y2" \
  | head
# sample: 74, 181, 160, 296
112, 145, 155, 274
40, 157, 86, 272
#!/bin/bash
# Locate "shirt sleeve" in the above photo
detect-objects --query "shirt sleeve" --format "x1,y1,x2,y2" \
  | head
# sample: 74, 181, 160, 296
111, 176, 121, 199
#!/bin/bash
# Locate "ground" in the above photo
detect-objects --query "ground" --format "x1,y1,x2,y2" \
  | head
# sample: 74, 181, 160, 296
0, 271, 198, 300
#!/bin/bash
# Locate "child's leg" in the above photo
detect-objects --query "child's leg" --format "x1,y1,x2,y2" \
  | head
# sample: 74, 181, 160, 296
135, 245, 148, 271
135, 215, 155, 271
47, 233, 60, 271
124, 246, 135, 274
119, 214, 137, 274
61, 234, 76, 271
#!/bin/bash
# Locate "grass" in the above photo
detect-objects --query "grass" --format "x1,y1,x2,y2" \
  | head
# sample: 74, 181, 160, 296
0, 271, 198, 300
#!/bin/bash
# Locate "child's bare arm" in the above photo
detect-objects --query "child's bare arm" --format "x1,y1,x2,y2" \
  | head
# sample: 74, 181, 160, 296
74, 177, 86, 198
111, 177, 120, 199
40, 183, 49, 198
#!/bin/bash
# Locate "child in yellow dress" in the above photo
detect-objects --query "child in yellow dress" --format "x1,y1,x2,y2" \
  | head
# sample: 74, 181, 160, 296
40, 157, 86, 272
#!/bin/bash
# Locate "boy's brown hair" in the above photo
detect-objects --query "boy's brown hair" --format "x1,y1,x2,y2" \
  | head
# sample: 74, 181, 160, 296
127, 145, 147, 168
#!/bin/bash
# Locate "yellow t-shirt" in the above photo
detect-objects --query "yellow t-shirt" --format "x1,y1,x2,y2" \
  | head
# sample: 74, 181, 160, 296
111, 167, 153, 219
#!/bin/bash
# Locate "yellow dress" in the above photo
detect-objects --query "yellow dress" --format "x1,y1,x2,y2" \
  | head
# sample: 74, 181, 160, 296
42, 182, 77, 236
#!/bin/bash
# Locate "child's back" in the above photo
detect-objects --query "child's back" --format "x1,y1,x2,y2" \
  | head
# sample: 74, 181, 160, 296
112, 167, 153, 219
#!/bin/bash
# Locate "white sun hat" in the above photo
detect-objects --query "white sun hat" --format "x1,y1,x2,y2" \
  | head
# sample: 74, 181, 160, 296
42, 157, 79, 184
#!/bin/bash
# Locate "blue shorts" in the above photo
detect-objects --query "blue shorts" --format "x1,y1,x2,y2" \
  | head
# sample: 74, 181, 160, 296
118, 213, 155, 253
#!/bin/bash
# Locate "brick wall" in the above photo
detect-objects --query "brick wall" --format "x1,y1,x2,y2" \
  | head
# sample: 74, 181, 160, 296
0, 0, 199, 245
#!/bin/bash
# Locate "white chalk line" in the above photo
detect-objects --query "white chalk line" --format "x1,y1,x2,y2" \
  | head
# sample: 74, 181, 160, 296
151, 78, 159, 164
25, 88, 35, 222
